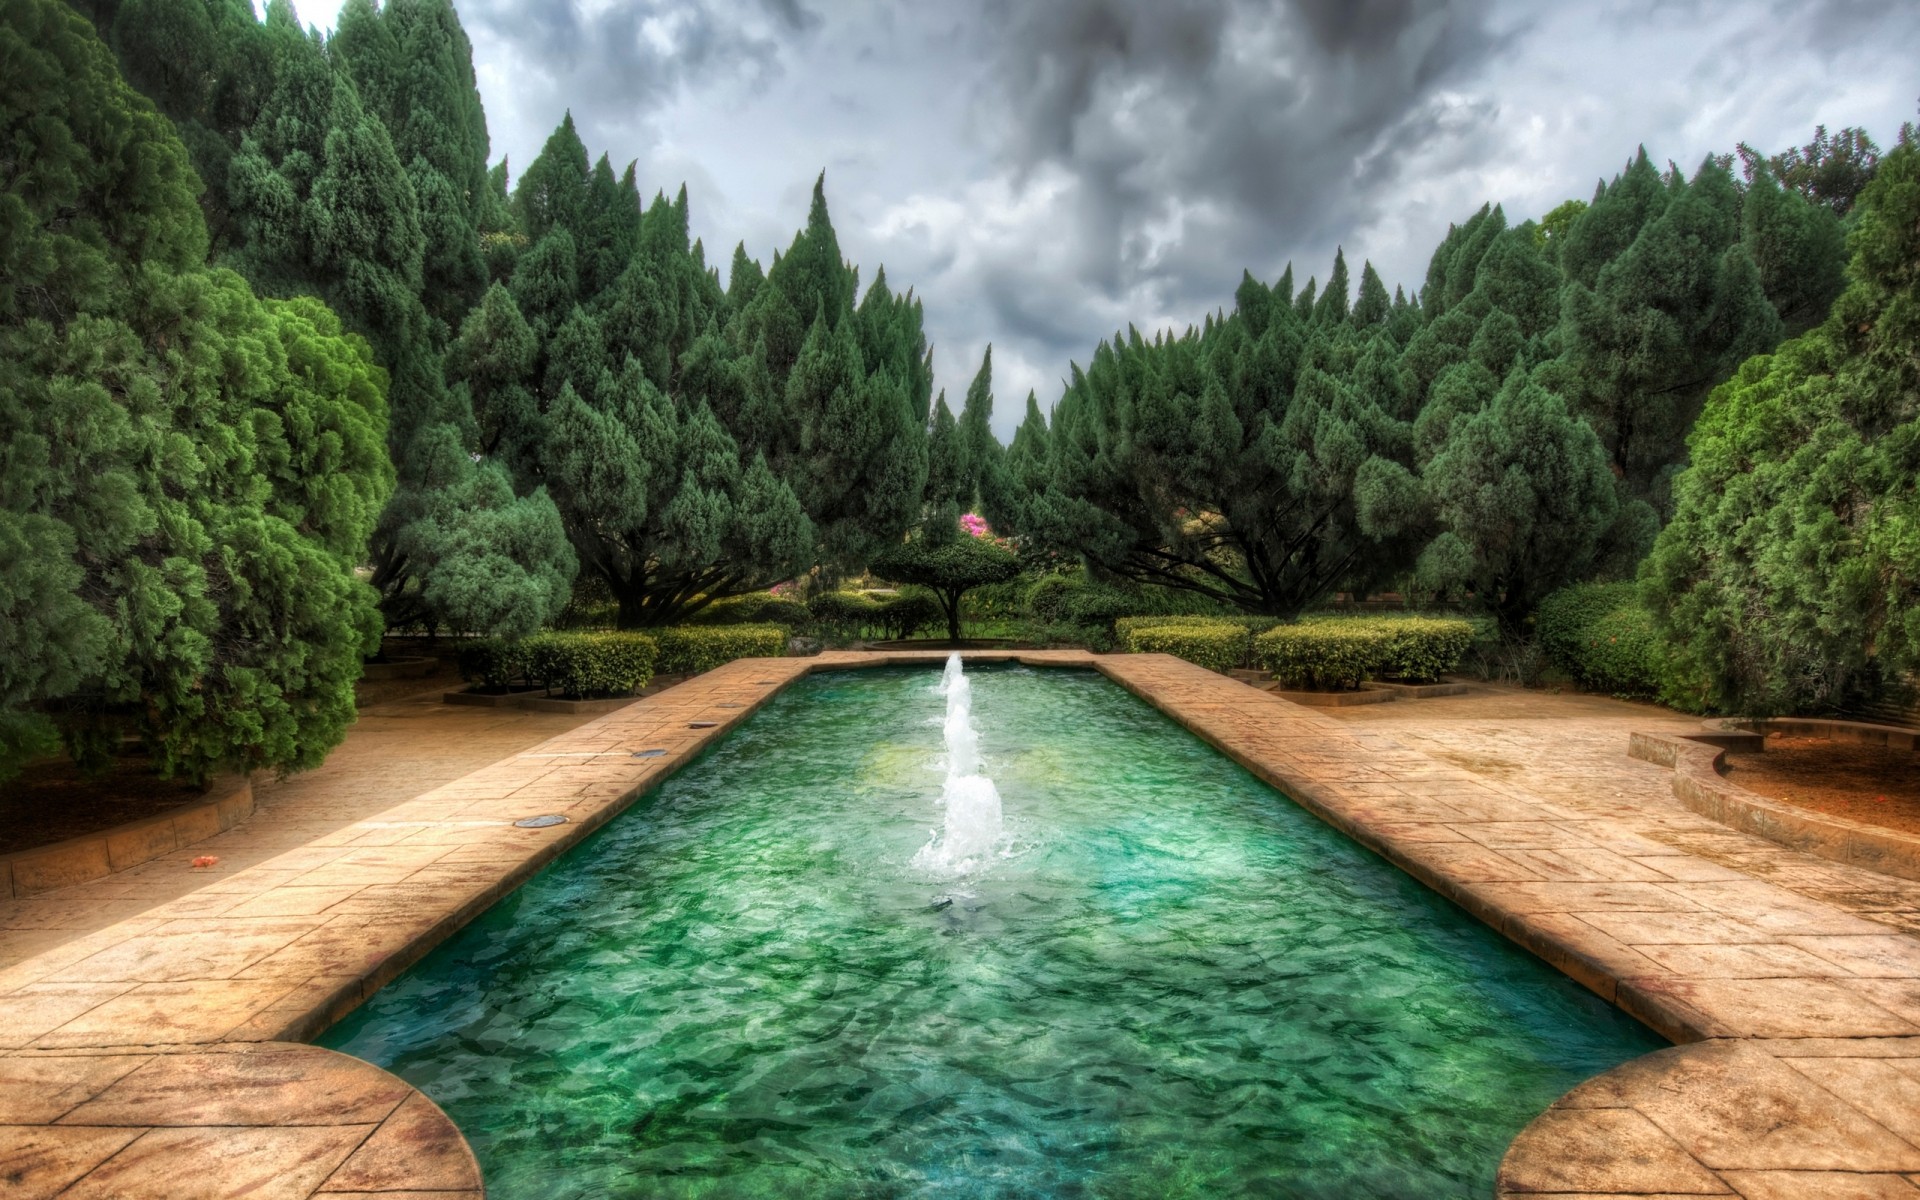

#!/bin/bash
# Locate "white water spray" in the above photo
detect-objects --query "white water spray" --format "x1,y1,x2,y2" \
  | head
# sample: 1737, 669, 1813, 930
915, 653, 1004, 874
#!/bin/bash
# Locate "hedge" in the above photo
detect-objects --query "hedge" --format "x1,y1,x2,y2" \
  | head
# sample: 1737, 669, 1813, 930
652, 624, 788, 676
1253, 615, 1475, 689
1114, 614, 1281, 639
1254, 622, 1388, 690
457, 632, 657, 698
1535, 582, 1664, 697
1120, 623, 1252, 672
693, 594, 815, 631
526, 632, 657, 698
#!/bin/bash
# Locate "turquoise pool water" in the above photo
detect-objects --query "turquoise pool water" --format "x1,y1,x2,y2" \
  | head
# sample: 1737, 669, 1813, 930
321, 665, 1660, 1198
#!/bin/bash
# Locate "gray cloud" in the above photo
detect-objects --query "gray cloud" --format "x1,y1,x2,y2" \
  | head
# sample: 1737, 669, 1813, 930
417, 0, 1919, 438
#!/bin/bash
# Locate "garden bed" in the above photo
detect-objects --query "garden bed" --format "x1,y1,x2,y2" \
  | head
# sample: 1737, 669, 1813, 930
1721, 734, 1920, 836
0, 755, 206, 857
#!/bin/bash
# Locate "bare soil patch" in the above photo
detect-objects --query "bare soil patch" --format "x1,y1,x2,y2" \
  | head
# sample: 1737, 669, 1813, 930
1721, 734, 1920, 836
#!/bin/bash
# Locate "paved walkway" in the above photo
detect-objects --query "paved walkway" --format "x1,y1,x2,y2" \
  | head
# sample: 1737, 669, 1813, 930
1, 655, 1918, 1198
1323, 683, 1920, 935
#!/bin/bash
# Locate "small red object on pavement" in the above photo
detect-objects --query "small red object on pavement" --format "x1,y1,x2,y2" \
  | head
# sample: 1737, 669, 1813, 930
191, 855, 219, 869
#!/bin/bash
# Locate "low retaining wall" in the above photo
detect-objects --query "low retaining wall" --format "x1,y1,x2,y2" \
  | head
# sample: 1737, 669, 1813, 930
0, 773, 252, 900
1630, 726, 1920, 883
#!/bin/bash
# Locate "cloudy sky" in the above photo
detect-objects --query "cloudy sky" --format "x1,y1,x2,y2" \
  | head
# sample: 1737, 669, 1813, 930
280, 0, 1918, 438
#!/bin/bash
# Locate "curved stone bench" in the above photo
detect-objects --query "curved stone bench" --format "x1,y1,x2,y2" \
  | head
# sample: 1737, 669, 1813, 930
0, 774, 252, 900
1631, 724, 1920, 883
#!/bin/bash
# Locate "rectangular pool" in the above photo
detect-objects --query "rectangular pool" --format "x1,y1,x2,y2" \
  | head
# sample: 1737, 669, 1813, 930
321, 665, 1660, 1198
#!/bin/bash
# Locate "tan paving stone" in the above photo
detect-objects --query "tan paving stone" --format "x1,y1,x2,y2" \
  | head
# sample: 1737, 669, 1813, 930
320, 1092, 481, 1193
0, 983, 135, 1050
1785, 1058, 1920, 1146
1790, 936, 1920, 978
0, 1124, 147, 1199
1636, 942, 1856, 979
34, 979, 302, 1048
0, 1055, 148, 1123
1628, 1042, 1920, 1172
1720, 1170, 1920, 1198
57, 1048, 410, 1126
58, 1124, 371, 1200
1498, 1107, 1729, 1194
1629, 977, 1919, 1038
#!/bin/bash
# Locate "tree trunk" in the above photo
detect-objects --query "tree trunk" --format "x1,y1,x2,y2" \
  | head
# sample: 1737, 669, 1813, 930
942, 589, 963, 642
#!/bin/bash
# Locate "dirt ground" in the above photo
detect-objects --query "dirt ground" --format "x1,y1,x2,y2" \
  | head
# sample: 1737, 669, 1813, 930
0, 758, 205, 856
1722, 735, 1920, 836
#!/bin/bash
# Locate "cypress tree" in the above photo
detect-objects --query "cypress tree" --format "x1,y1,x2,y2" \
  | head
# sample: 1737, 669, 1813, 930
1, 0, 392, 780
1644, 143, 1920, 712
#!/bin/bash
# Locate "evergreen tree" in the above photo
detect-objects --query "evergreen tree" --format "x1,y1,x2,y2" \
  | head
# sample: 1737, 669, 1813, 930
2, 0, 391, 780
1644, 143, 1920, 712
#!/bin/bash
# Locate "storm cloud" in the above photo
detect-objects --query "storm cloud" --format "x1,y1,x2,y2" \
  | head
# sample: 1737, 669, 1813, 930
285, 0, 1919, 437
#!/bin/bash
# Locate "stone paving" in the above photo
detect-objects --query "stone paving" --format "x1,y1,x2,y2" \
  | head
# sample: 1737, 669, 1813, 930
1, 654, 1918, 1197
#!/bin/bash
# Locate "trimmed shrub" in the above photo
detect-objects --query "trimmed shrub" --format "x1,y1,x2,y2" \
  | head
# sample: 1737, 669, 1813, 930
652, 624, 788, 676
1254, 623, 1390, 690
1121, 623, 1251, 672
525, 632, 657, 699
1536, 583, 1663, 696
1350, 616, 1475, 683
694, 594, 816, 631
1114, 614, 1282, 639
457, 639, 534, 691
1025, 574, 1081, 623
877, 592, 942, 640
808, 591, 883, 637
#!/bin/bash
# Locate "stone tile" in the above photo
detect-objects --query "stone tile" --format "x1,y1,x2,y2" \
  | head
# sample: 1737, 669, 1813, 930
1632, 1042, 1920, 1171
1477, 881, 1705, 913
1665, 882, 1896, 936
1579, 911, 1772, 946
1720, 1171, 1920, 1199
0, 983, 134, 1050
1503, 847, 1677, 882
1637, 942, 1853, 979
1497, 1107, 1729, 1194
0, 1055, 148, 1123
56, 920, 323, 984
1410, 842, 1543, 882
219, 887, 363, 919
1789, 936, 1920, 978
322, 1092, 482, 1192
33, 980, 300, 1048
58, 1048, 410, 1127
0, 1124, 146, 1199
1786, 1058, 1920, 1145
59, 1124, 371, 1200
1631, 977, 1919, 1039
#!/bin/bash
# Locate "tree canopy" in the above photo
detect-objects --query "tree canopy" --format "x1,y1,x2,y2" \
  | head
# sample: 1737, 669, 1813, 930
2, 0, 391, 780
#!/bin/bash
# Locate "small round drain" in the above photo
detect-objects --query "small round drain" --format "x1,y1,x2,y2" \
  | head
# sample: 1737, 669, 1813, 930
716, 703, 743, 709
513, 814, 569, 829
632, 749, 667, 758
689, 720, 718, 729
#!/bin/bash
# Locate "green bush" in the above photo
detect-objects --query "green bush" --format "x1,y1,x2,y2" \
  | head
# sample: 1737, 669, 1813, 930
1120, 623, 1252, 672
457, 639, 534, 690
1253, 623, 1390, 690
1306, 615, 1476, 683
1114, 614, 1281, 639
524, 632, 657, 699
1025, 574, 1081, 623
877, 592, 942, 640
693, 593, 815, 631
1536, 582, 1664, 697
652, 624, 788, 676
808, 591, 883, 637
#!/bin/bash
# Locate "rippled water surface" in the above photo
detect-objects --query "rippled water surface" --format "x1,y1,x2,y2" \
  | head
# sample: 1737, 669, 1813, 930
322, 665, 1660, 1198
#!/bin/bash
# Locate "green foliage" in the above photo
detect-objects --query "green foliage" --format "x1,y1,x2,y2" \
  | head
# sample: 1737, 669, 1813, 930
1119, 624, 1252, 672
650, 624, 787, 676
1536, 583, 1664, 697
870, 535, 1022, 641
524, 631, 656, 699
0, 0, 391, 782
1253, 623, 1389, 691
1645, 143, 1920, 714
1253, 616, 1475, 689
1114, 615, 1280, 638
877, 591, 943, 640
455, 637, 532, 691
807, 591, 883, 638
692, 593, 815, 631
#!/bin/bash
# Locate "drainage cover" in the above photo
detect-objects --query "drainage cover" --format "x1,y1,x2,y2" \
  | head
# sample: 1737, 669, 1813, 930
689, 720, 718, 729
513, 814, 569, 829
716, 703, 743, 709
632, 749, 667, 758
755, 680, 776, 685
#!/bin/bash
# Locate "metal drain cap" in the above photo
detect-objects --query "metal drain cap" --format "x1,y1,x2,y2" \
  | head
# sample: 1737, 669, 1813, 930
513, 814, 569, 829
689, 720, 718, 729
632, 749, 667, 758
